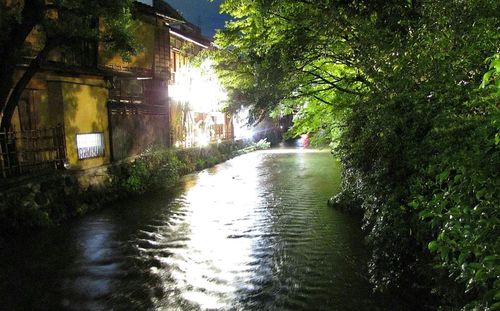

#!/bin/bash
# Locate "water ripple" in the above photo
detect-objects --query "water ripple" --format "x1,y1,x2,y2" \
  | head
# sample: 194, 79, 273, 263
0, 149, 408, 310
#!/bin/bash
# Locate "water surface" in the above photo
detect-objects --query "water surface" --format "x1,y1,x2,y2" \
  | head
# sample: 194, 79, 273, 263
0, 149, 400, 310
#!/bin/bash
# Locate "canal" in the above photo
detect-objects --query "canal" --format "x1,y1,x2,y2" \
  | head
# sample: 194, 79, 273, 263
0, 149, 403, 310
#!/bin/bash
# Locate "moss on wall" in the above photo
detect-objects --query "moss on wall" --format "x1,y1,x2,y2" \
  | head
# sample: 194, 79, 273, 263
54, 77, 111, 169
9, 73, 55, 132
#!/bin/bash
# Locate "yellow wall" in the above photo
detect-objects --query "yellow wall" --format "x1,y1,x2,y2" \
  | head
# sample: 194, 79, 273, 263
99, 18, 155, 71
47, 76, 111, 169
11, 109, 21, 131
40, 81, 61, 128
10, 73, 109, 170
10, 72, 57, 132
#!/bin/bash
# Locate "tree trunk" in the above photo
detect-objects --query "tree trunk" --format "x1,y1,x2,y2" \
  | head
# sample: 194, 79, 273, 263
0, 42, 54, 131
0, 0, 45, 126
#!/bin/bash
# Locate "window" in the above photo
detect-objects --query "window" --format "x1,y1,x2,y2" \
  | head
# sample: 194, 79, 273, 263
76, 133, 104, 159
109, 78, 145, 104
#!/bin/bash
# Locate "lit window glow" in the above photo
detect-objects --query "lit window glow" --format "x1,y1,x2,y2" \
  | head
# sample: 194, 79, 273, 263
196, 132, 210, 147
169, 59, 231, 147
169, 59, 227, 113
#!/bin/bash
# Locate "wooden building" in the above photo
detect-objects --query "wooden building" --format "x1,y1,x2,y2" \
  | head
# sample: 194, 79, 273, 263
1, 0, 233, 178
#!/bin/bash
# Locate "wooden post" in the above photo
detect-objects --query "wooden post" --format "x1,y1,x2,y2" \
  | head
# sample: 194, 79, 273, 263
0, 131, 6, 178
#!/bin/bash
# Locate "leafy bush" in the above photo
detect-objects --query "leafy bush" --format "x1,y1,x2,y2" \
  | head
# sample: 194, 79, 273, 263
234, 139, 271, 156
109, 141, 257, 195
0, 141, 256, 233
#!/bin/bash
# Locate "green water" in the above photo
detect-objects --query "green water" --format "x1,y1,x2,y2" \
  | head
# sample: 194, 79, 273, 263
0, 149, 406, 310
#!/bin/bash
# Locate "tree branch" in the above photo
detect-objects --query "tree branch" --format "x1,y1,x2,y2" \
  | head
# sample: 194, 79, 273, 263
286, 86, 338, 100
1, 39, 56, 130
303, 69, 363, 95
0, 0, 46, 114
313, 95, 334, 106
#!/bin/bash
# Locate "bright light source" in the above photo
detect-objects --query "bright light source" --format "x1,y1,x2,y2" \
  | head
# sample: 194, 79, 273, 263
169, 59, 227, 113
169, 59, 230, 147
233, 108, 257, 140
197, 132, 210, 147
244, 129, 254, 139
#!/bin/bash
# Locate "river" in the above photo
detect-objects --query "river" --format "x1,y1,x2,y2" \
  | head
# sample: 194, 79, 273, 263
0, 148, 404, 310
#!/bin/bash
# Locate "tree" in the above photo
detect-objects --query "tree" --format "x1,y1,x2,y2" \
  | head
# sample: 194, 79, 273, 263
213, 0, 500, 308
0, 0, 138, 130
213, 0, 366, 123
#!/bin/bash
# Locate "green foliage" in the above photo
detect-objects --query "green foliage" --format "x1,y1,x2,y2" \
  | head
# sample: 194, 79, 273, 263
409, 111, 500, 309
215, 0, 500, 308
0, 0, 138, 62
234, 138, 270, 155
481, 53, 500, 95
43, 0, 139, 57
0, 0, 139, 129
110, 141, 257, 195
110, 148, 182, 195
0, 141, 256, 234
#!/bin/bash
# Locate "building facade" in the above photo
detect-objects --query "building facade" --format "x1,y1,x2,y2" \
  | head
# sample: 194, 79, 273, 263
168, 22, 233, 148
1, 0, 233, 178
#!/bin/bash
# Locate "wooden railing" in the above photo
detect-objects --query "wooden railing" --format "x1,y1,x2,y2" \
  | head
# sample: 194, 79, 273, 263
0, 125, 66, 178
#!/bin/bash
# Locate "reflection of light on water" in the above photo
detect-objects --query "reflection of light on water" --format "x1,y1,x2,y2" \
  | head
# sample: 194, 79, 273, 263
63, 219, 119, 308
261, 148, 330, 154
1, 148, 394, 310
156, 154, 263, 309
141, 149, 334, 310
182, 291, 226, 309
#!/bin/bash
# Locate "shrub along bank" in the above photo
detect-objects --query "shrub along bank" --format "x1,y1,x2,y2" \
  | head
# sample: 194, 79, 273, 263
0, 140, 270, 233
110, 139, 270, 196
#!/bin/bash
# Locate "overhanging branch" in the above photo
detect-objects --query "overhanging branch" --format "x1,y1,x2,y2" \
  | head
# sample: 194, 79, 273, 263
303, 69, 363, 95
1, 39, 57, 130
313, 95, 334, 106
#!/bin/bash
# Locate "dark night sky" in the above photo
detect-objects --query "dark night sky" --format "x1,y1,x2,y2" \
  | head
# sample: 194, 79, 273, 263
165, 0, 230, 38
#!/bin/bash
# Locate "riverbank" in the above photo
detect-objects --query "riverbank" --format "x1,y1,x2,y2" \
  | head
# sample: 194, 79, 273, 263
0, 147, 401, 310
0, 139, 270, 234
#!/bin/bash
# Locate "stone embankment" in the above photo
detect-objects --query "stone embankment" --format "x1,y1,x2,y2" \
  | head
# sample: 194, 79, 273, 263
0, 140, 270, 233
